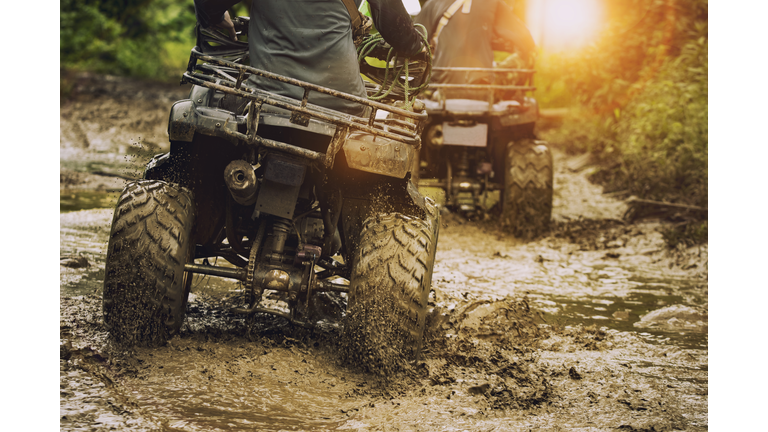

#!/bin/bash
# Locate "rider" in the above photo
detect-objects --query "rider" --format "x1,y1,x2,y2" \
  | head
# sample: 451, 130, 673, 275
415, 0, 536, 100
193, 0, 425, 115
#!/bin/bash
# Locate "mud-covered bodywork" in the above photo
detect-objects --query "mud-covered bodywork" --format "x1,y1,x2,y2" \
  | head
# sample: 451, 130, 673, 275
419, 67, 540, 206
419, 67, 552, 238
104, 16, 440, 371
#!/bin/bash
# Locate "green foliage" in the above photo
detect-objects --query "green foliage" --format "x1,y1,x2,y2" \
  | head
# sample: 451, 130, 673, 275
532, 53, 577, 109
616, 24, 708, 208
538, 0, 708, 214
60, 0, 197, 81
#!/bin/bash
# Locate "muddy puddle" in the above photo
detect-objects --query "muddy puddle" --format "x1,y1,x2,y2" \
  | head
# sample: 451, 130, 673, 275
61, 190, 121, 213
431, 215, 707, 345
60, 74, 707, 431
60, 201, 708, 431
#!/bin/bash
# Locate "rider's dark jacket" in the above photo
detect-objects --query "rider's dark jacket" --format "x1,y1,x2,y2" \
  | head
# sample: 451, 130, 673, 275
194, 0, 424, 115
415, 0, 535, 97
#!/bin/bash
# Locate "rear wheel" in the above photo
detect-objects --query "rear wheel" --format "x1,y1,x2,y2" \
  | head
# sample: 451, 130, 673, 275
343, 203, 439, 374
103, 180, 195, 345
501, 139, 553, 239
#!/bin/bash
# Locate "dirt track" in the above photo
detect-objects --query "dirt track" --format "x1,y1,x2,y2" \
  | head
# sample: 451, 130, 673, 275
60, 73, 708, 431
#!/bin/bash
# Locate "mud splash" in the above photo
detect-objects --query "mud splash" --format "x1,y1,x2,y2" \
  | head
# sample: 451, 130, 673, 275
60, 292, 556, 431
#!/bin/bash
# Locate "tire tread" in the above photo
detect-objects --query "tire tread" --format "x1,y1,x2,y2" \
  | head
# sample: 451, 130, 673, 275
343, 205, 439, 374
501, 140, 553, 239
103, 180, 195, 345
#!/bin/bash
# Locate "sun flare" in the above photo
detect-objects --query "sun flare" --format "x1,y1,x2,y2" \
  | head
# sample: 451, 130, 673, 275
526, 0, 604, 52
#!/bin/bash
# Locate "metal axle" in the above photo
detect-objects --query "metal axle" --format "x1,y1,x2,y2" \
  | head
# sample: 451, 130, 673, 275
183, 263, 349, 294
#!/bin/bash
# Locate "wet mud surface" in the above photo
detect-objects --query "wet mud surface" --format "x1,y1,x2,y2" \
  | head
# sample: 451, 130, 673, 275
60, 73, 707, 431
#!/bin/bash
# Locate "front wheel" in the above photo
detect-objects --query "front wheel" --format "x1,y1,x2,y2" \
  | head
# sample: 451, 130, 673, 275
342, 205, 439, 375
501, 139, 553, 239
102, 180, 195, 345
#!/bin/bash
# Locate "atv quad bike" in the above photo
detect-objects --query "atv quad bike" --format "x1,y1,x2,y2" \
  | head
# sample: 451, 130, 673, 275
419, 66, 553, 239
102, 17, 438, 370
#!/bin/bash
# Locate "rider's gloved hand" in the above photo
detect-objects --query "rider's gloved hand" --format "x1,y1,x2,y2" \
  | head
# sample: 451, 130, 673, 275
212, 11, 237, 42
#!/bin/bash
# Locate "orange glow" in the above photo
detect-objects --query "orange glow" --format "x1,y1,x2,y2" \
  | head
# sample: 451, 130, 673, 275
526, 0, 604, 52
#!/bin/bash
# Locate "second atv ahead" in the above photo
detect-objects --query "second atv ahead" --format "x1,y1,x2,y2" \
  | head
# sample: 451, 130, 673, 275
101, 17, 438, 373
419, 66, 553, 239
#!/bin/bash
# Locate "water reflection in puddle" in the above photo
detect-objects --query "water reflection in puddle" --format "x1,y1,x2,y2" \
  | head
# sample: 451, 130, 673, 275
60, 190, 120, 213
128, 358, 350, 432
433, 229, 707, 350
60, 209, 112, 296
532, 290, 707, 350
516, 268, 707, 350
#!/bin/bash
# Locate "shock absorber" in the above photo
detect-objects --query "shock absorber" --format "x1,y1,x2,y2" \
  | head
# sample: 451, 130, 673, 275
270, 218, 292, 264
456, 148, 470, 178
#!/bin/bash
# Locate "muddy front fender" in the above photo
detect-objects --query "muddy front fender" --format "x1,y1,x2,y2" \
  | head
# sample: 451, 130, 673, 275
168, 99, 241, 144
342, 132, 418, 179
